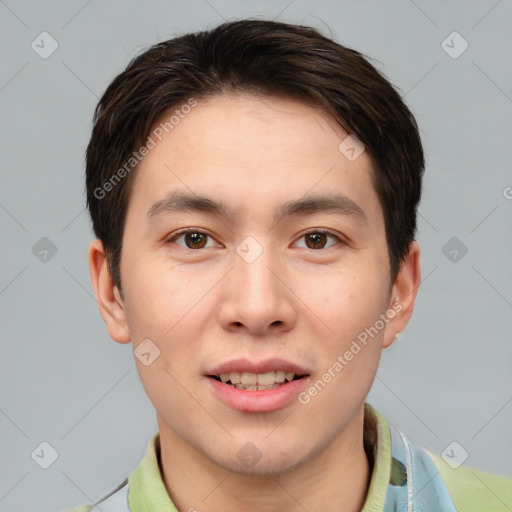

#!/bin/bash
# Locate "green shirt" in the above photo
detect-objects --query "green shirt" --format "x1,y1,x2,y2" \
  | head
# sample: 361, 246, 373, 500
62, 403, 512, 511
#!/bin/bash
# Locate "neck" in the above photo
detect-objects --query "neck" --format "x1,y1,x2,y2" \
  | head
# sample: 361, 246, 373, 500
157, 406, 372, 512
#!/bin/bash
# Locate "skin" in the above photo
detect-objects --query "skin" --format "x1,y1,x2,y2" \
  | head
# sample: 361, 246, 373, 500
89, 93, 421, 512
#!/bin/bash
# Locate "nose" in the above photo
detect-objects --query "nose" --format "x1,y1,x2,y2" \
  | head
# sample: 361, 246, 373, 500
217, 239, 297, 337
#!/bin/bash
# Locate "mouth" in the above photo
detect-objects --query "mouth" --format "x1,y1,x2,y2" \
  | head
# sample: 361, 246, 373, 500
205, 359, 311, 412
207, 371, 309, 391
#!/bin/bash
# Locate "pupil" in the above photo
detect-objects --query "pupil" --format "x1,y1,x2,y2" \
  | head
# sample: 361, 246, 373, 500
187, 233, 206, 248
308, 233, 326, 249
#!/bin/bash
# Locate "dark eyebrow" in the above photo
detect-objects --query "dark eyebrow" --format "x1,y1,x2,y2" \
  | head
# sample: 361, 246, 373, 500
147, 190, 368, 224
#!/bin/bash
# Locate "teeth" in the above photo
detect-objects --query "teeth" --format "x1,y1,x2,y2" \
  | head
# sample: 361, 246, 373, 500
241, 372, 257, 385
257, 371, 275, 386
234, 383, 282, 391
275, 370, 286, 383
216, 370, 300, 388
230, 372, 241, 384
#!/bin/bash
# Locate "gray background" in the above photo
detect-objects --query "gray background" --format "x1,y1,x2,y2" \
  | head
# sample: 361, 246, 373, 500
1, 1, 511, 511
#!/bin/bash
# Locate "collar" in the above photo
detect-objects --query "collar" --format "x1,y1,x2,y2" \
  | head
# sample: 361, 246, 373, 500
127, 403, 393, 511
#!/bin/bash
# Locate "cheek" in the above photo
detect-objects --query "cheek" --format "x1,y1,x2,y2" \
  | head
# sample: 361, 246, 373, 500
314, 267, 386, 334
304, 273, 387, 398
131, 308, 202, 401
124, 264, 207, 369
123, 261, 195, 337
135, 356, 188, 426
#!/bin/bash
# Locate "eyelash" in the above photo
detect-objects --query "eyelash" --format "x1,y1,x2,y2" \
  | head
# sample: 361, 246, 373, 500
165, 228, 345, 250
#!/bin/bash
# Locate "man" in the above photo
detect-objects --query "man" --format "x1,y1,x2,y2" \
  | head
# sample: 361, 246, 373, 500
66, 19, 512, 512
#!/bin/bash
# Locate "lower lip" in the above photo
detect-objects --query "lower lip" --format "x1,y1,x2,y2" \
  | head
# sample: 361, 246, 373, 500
206, 376, 310, 412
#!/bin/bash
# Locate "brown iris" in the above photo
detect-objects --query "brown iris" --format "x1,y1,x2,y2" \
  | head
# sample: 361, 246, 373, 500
305, 232, 329, 249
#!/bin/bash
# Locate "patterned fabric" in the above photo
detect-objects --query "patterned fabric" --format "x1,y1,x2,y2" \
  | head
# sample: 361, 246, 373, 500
381, 425, 457, 511
62, 403, 512, 511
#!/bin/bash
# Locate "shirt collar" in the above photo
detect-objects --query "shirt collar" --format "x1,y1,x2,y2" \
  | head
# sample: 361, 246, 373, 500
361, 403, 392, 511
128, 402, 391, 511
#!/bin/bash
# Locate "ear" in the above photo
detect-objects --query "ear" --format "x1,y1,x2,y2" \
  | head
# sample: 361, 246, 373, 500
88, 239, 131, 344
382, 241, 421, 349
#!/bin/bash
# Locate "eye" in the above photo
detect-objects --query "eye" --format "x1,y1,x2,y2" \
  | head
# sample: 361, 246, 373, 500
165, 228, 344, 250
294, 229, 344, 250
166, 229, 218, 250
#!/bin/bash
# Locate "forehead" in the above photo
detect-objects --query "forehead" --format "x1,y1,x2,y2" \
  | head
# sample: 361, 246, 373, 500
127, 93, 384, 232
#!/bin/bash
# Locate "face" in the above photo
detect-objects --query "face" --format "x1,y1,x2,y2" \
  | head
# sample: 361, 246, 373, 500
90, 93, 419, 476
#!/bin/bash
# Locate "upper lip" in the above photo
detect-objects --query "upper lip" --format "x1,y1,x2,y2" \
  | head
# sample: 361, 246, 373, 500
205, 358, 311, 377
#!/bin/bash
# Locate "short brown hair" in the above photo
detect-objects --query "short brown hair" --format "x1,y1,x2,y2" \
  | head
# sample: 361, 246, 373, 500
86, 19, 424, 293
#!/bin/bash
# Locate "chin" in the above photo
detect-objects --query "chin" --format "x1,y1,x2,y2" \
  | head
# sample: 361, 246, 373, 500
209, 441, 316, 478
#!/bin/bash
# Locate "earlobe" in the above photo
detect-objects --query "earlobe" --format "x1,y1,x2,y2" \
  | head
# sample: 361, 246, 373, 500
383, 241, 421, 348
88, 239, 131, 344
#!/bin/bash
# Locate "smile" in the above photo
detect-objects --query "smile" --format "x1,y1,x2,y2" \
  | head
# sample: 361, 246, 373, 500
208, 371, 307, 391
